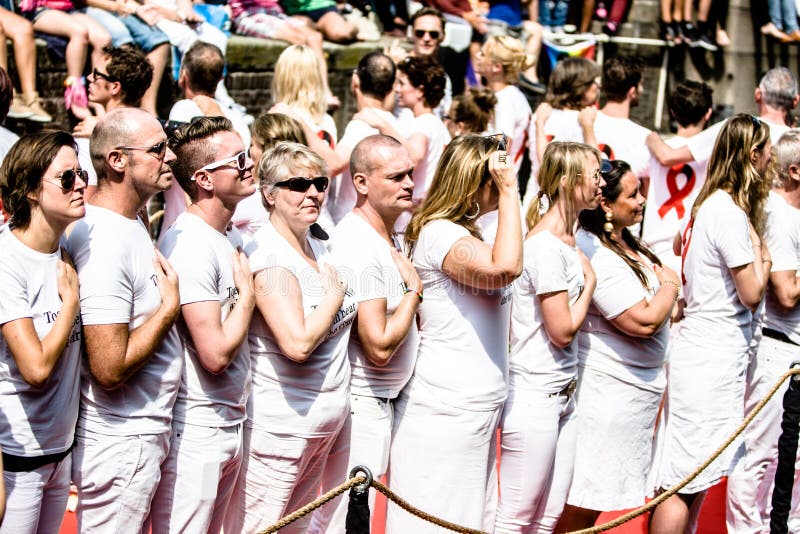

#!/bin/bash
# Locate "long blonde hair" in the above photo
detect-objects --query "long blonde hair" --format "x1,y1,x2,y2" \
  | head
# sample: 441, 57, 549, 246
483, 35, 535, 84
271, 45, 327, 123
405, 135, 502, 252
692, 114, 773, 234
525, 141, 601, 229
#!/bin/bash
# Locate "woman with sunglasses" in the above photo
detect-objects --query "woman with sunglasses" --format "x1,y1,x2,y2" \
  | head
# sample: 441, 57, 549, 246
555, 160, 677, 530
0, 131, 86, 533
386, 135, 521, 533
649, 115, 773, 533
229, 142, 356, 533
495, 142, 602, 534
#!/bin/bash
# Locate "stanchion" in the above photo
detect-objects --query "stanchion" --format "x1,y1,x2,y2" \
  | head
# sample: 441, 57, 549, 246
345, 466, 372, 534
769, 362, 800, 534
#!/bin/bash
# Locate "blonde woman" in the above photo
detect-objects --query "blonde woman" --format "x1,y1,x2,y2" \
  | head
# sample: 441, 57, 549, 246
496, 142, 603, 534
475, 35, 534, 175
650, 114, 773, 534
387, 135, 522, 533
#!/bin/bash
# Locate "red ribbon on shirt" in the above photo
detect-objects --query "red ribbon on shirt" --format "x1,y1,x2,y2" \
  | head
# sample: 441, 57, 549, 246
598, 143, 615, 160
680, 217, 695, 286
658, 163, 696, 219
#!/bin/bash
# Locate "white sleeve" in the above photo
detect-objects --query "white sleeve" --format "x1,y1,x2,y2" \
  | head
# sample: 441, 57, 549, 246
712, 202, 754, 269
334, 243, 386, 303
591, 251, 647, 319
76, 242, 138, 326
169, 100, 204, 123
687, 121, 724, 163
163, 239, 219, 305
764, 205, 797, 272
338, 120, 372, 151
416, 220, 471, 271
0, 258, 32, 325
529, 240, 569, 295
245, 233, 274, 273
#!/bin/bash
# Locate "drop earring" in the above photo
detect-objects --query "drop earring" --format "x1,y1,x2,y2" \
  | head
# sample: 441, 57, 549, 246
603, 210, 614, 233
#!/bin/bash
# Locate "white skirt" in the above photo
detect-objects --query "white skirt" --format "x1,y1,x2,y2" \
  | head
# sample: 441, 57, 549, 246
567, 364, 665, 510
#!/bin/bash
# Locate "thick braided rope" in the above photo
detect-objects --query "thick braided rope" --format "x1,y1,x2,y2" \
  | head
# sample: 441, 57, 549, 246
257, 476, 366, 534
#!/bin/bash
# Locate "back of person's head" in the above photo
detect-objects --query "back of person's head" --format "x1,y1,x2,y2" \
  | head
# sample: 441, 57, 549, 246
410, 6, 446, 31
169, 116, 234, 201
449, 87, 497, 134
357, 51, 397, 100
406, 134, 505, 249
546, 57, 601, 110
526, 141, 601, 228
0, 130, 77, 228
397, 55, 447, 109
773, 129, 800, 188
272, 44, 327, 122
0, 67, 12, 122
758, 67, 798, 112
104, 45, 154, 107
482, 35, 535, 84
350, 134, 403, 176
602, 56, 644, 103
668, 80, 713, 128
696, 114, 772, 232
251, 112, 308, 151
258, 141, 328, 210
182, 42, 224, 95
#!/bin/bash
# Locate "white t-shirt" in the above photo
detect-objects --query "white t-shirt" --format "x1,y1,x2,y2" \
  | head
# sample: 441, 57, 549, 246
331, 213, 420, 398
576, 229, 669, 381
76, 137, 98, 187
0, 226, 81, 456
169, 98, 252, 147
762, 191, 800, 343
328, 109, 400, 224
408, 219, 511, 411
510, 230, 584, 392
399, 112, 451, 202
686, 119, 725, 162
679, 190, 755, 351
231, 190, 269, 246
761, 117, 791, 145
0, 126, 17, 164
593, 112, 651, 177
642, 135, 709, 274
245, 222, 356, 436
395, 73, 453, 125
490, 85, 531, 175
158, 212, 251, 427
66, 204, 183, 436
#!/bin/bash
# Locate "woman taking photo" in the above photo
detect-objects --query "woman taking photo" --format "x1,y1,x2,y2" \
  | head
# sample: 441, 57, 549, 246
650, 114, 773, 534
227, 142, 357, 534
0, 130, 86, 532
495, 141, 602, 534
387, 134, 522, 533
557, 160, 678, 530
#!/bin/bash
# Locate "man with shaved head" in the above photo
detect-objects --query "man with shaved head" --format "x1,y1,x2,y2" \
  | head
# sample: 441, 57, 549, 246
65, 107, 183, 532
308, 135, 421, 534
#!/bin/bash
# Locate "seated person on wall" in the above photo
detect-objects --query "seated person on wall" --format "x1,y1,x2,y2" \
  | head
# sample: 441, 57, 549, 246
279, 0, 358, 43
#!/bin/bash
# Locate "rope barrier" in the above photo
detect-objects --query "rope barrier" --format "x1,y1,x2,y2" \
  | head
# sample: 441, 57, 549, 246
259, 367, 800, 533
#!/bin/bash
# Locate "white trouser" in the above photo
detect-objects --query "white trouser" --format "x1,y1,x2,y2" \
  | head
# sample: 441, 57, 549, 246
727, 335, 800, 533
72, 431, 170, 533
149, 421, 243, 533
386, 391, 502, 534
495, 386, 577, 534
155, 20, 228, 54
308, 394, 393, 534
0, 452, 71, 534
224, 421, 346, 534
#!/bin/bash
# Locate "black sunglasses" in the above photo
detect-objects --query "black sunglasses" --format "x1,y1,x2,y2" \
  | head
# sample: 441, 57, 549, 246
484, 132, 508, 152
414, 29, 441, 40
92, 68, 117, 82
274, 176, 329, 193
116, 140, 168, 160
44, 168, 89, 191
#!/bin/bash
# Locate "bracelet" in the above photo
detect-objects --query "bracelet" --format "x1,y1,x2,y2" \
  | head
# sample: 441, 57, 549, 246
661, 279, 681, 300
403, 284, 423, 303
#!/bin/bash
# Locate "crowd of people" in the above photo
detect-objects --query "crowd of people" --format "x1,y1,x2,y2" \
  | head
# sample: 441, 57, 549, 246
0, 2, 799, 534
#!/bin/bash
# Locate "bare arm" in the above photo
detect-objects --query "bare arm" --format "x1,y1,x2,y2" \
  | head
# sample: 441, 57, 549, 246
538, 250, 596, 348
578, 106, 597, 148
731, 228, 771, 310
533, 102, 551, 164
351, 108, 427, 165
83, 250, 180, 389
253, 264, 345, 363
609, 264, 679, 338
646, 131, 694, 167
1, 256, 79, 388
769, 269, 800, 310
179, 250, 256, 374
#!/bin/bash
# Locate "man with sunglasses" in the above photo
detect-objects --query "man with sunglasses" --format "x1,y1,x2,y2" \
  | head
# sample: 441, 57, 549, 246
150, 116, 257, 533
65, 107, 183, 532
308, 134, 421, 534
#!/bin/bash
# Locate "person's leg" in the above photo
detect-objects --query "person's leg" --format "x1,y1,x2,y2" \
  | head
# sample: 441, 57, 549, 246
84, 6, 132, 48
0, 466, 47, 533
36, 453, 71, 533
315, 10, 357, 43
70, 12, 112, 67
0, 8, 36, 95
557, 505, 602, 531
142, 43, 169, 115
31, 9, 88, 80
650, 492, 695, 534
521, 20, 542, 84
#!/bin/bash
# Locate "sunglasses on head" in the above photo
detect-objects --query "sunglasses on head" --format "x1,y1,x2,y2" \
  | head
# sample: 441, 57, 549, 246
116, 140, 168, 160
43, 168, 89, 191
200, 149, 251, 173
600, 158, 613, 173
483, 132, 508, 152
414, 29, 441, 40
274, 176, 329, 193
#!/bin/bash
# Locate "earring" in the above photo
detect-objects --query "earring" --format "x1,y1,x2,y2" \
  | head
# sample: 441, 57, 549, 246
603, 210, 614, 233
465, 201, 480, 220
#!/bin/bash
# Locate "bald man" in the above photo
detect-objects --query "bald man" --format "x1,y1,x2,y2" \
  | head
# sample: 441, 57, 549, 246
309, 135, 421, 534
66, 108, 182, 532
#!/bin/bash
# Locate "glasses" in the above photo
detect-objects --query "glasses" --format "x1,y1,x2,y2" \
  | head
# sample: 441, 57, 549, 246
116, 140, 168, 160
92, 68, 116, 82
43, 168, 88, 191
274, 176, 329, 193
483, 132, 508, 152
414, 29, 441, 40
600, 159, 613, 173
200, 149, 250, 172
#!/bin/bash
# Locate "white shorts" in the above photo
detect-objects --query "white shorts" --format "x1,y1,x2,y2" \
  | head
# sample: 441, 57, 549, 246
72, 431, 170, 533
567, 365, 665, 511
150, 421, 244, 533
0, 452, 71, 534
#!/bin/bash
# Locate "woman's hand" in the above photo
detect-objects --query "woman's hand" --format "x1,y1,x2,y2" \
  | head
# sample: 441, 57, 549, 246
654, 263, 679, 285
578, 105, 597, 130
320, 263, 346, 298
391, 248, 422, 294
534, 102, 552, 127
487, 149, 517, 193
579, 249, 596, 289
57, 249, 80, 312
